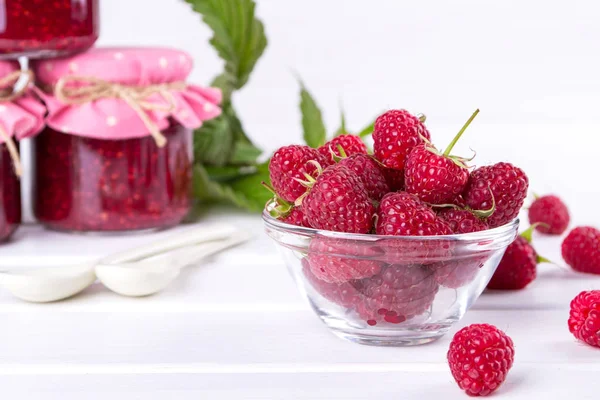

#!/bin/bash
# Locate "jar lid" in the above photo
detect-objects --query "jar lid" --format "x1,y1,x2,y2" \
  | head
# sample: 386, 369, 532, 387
32, 47, 222, 142
33, 47, 196, 86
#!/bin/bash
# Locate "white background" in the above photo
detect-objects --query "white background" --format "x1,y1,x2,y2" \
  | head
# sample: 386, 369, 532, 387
93, 0, 599, 222
7, 1, 600, 398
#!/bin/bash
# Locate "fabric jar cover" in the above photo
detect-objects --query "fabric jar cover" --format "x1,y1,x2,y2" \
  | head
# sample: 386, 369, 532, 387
0, 61, 46, 176
32, 47, 222, 143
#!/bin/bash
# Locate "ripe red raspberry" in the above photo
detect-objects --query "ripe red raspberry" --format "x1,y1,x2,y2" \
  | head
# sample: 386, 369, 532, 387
318, 134, 368, 164
448, 323, 515, 397
463, 162, 529, 228
307, 236, 383, 283
301, 165, 375, 233
354, 264, 438, 325
302, 258, 362, 309
376, 192, 453, 236
269, 145, 328, 202
338, 154, 389, 201
433, 209, 490, 288
487, 225, 543, 290
404, 110, 479, 204
528, 194, 569, 235
437, 208, 489, 234
373, 110, 431, 189
568, 290, 600, 348
562, 226, 600, 274
280, 207, 311, 227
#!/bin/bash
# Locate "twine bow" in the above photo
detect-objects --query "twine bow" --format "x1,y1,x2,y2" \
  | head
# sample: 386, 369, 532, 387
54, 76, 187, 147
0, 69, 33, 177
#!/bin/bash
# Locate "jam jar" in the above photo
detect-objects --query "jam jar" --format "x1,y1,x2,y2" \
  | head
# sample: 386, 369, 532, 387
0, 142, 20, 242
0, 60, 45, 242
0, 0, 99, 59
32, 48, 222, 233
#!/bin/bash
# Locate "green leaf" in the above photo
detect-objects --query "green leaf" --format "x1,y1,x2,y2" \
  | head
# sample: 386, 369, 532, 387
335, 107, 347, 136
230, 141, 263, 164
193, 162, 271, 212
185, 0, 267, 91
204, 165, 251, 182
193, 114, 234, 166
358, 120, 375, 138
299, 81, 327, 148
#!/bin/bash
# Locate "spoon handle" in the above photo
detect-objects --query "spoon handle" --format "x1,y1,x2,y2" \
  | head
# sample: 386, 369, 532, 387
99, 224, 238, 265
167, 231, 251, 269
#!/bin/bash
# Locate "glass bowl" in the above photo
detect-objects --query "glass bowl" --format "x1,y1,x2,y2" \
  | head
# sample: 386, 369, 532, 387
263, 211, 518, 346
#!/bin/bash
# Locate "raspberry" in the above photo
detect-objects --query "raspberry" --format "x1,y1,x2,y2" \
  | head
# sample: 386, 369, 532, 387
432, 210, 489, 288
354, 264, 438, 324
338, 154, 389, 201
302, 258, 362, 309
301, 164, 375, 233
404, 110, 479, 204
463, 162, 529, 228
487, 225, 542, 290
307, 236, 383, 283
528, 194, 569, 235
318, 134, 368, 164
447, 323, 515, 397
280, 207, 311, 227
376, 192, 453, 236
569, 290, 600, 348
373, 110, 431, 189
437, 208, 489, 234
562, 226, 600, 274
269, 145, 328, 203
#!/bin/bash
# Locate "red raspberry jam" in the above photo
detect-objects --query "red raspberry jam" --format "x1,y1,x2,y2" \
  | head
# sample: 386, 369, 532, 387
0, 0, 99, 59
0, 142, 21, 242
32, 123, 193, 232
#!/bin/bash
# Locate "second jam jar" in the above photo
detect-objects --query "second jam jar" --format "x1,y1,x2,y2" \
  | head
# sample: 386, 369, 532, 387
31, 47, 222, 233
0, 60, 45, 242
0, 0, 99, 59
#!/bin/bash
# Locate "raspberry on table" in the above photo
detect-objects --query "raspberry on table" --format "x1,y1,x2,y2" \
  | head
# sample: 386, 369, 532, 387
561, 226, 600, 275
463, 162, 529, 228
269, 145, 328, 203
447, 323, 515, 397
528, 194, 570, 235
487, 224, 543, 290
569, 290, 600, 348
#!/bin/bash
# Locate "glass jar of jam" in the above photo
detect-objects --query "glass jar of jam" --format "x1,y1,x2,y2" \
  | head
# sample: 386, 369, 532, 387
0, 142, 20, 242
0, 61, 45, 242
0, 0, 99, 59
32, 48, 222, 233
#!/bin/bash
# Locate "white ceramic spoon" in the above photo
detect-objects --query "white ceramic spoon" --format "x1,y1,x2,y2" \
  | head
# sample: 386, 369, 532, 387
0, 224, 239, 303
95, 230, 250, 297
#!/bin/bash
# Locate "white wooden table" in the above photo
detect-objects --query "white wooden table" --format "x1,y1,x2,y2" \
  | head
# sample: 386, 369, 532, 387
0, 208, 598, 399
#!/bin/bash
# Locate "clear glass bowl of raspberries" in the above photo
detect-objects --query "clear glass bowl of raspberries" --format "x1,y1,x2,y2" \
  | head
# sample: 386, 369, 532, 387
263, 211, 519, 346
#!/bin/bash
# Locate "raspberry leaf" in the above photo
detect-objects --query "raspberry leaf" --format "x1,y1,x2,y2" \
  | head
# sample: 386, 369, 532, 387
298, 80, 327, 148
358, 120, 375, 138
185, 0, 267, 97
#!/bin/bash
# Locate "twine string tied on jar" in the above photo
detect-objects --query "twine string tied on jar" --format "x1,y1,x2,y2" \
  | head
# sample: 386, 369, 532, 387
54, 76, 187, 148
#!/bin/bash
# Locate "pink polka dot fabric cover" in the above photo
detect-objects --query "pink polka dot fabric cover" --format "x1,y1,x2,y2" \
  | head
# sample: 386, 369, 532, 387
0, 61, 46, 145
32, 47, 222, 140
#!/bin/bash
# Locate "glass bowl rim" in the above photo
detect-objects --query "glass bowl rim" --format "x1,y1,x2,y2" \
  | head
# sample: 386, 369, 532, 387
262, 210, 519, 242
